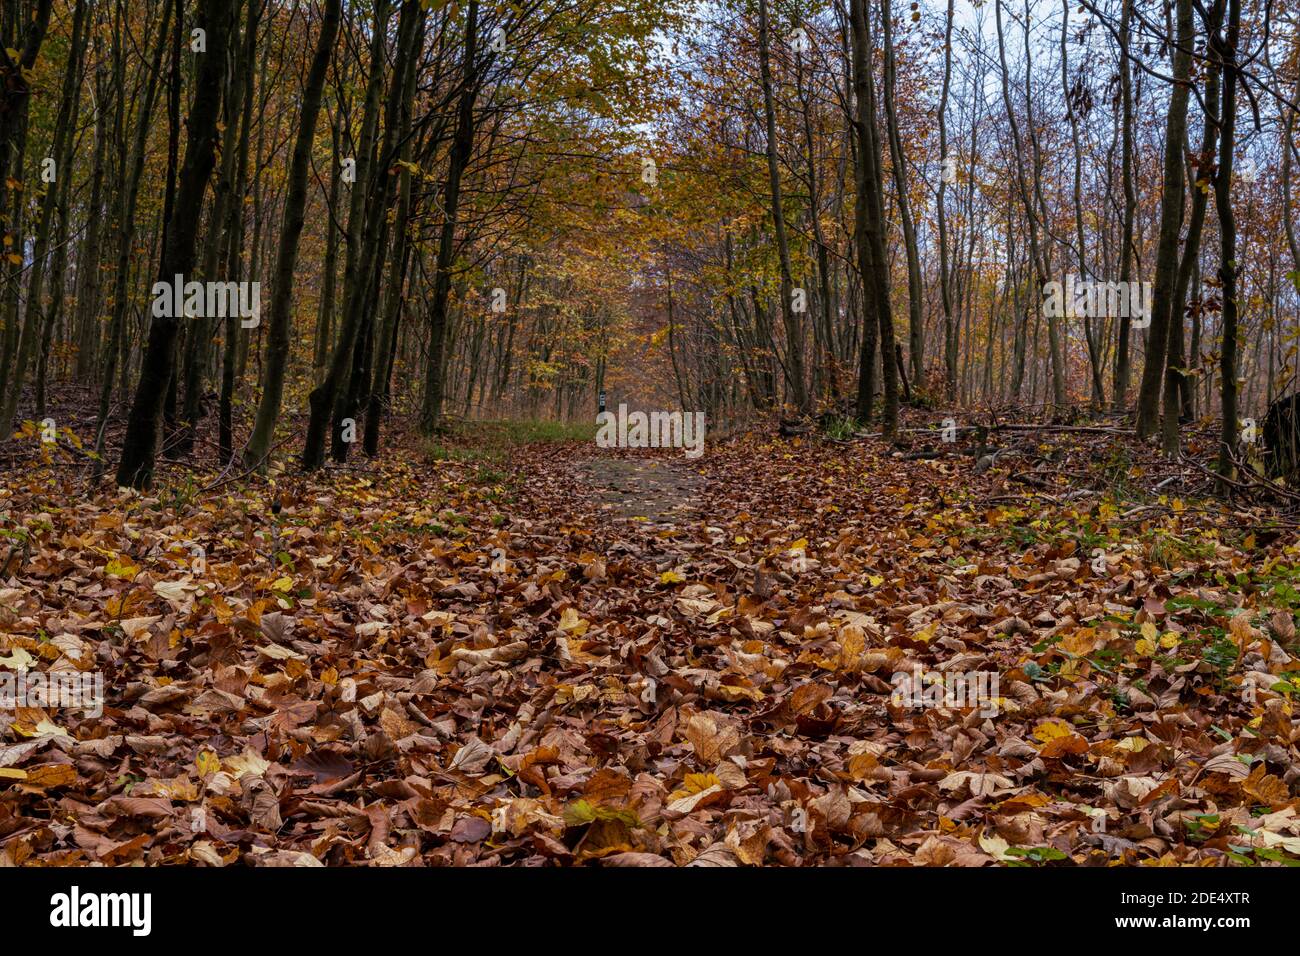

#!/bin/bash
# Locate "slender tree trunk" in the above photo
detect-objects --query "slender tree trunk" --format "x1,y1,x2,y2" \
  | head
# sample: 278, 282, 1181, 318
365, 6, 424, 456
92, 0, 172, 471
995, 0, 1062, 415
417, 0, 480, 433
937, 0, 956, 402
218, 0, 260, 464
1214, 0, 1241, 479
1136, 0, 1193, 439
35, 0, 89, 418
303, 0, 390, 468
0, 0, 53, 429
243, 0, 341, 471
1164, 0, 1224, 452
115, 0, 234, 489
74, 32, 110, 383
881, 0, 923, 389
0, 0, 87, 437
1113, 0, 1138, 409
1061, 0, 1105, 409
314, 114, 342, 376
849, 0, 898, 435
334, 0, 421, 462
757, 0, 809, 414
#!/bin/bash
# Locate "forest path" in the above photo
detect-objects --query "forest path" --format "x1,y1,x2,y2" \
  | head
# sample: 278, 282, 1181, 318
568, 453, 707, 528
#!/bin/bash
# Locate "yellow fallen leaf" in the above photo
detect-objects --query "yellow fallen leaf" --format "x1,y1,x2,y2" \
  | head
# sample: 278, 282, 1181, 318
1034, 719, 1072, 742
670, 773, 721, 802
979, 831, 1017, 862
196, 750, 220, 777
105, 557, 140, 578
25, 764, 76, 787
224, 748, 270, 779
1229, 612, 1257, 647
153, 580, 193, 604
212, 594, 234, 624
13, 718, 72, 741
0, 648, 35, 671
558, 606, 589, 635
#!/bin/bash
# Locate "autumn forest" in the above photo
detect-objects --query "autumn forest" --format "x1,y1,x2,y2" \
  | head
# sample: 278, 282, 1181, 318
2, 0, 1300, 890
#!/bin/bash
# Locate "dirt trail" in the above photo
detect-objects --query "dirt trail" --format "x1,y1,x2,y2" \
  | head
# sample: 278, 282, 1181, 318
570, 454, 706, 527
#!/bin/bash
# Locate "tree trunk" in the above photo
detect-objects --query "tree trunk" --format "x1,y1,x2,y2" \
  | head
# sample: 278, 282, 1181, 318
937, 0, 956, 402
1163, 0, 1224, 453
1214, 0, 1241, 480
417, 0, 480, 434
302, 0, 391, 469
314, 114, 342, 376
1135, 0, 1193, 439
0, 0, 87, 438
0, 0, 53, 429
243, 0, 341, 471
92, 0, 173, 472
756, 0, 809, 414
1113, 0, 1137, 409
849, 0, 898, 435
115, 0, 234, 489
881, 0, 923, 389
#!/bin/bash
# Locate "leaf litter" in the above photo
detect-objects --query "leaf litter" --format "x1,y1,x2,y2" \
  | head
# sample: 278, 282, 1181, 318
2, 423, 1300, 867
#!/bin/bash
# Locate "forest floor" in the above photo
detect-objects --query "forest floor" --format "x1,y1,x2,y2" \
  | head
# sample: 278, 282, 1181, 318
4, 410, 1300, 866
